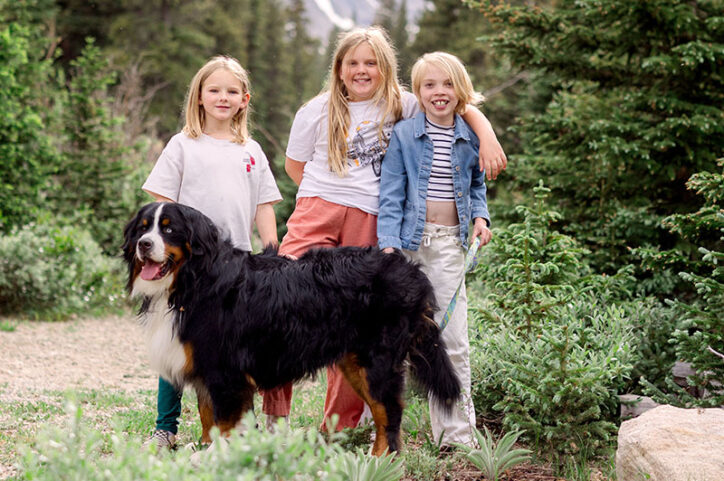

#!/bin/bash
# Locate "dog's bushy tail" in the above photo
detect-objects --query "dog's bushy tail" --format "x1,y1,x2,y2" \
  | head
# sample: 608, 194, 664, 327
408, 307, 461, 414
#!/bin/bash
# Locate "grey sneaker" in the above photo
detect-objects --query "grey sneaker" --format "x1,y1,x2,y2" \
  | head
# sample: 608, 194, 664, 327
143, 429, 177, 450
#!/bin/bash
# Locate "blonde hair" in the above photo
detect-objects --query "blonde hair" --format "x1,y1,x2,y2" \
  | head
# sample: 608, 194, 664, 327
411, 52, 484, 116
182, 55, 251, 144
326, 26, 403, 176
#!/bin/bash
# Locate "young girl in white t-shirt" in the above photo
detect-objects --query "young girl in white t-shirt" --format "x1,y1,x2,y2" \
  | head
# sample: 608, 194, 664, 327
262, 27, 507, 433
141, 55, 282, 450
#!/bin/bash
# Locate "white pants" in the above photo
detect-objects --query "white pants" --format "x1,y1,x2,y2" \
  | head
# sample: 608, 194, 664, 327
406, 223, 476, 447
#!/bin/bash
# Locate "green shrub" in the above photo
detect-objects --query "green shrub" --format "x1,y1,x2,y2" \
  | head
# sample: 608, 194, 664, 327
0, 0, 62, 232
469, 185, 637, 460
0, 215, 125, 320
17, 404, 404, 481
642, 163, 724, 407
472, 301, 634, 459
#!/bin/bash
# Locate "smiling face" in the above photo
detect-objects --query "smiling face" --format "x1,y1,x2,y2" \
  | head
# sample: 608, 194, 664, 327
338, 42, 382, 102
417, 64, 459, 126
199, 68, 250, 129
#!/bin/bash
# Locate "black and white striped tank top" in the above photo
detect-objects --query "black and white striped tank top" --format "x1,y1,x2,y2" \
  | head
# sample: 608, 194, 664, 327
426, 119, 455, 201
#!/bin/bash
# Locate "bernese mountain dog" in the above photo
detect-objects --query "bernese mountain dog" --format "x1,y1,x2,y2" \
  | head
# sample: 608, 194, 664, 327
123, 202, 460, 455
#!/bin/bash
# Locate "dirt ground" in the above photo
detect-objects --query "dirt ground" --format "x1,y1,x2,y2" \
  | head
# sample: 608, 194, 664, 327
0, 315, 156, 402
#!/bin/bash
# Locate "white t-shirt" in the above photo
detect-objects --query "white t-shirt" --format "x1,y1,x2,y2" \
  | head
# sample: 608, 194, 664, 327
286, 91, 420, 215
142, 132, 282, 251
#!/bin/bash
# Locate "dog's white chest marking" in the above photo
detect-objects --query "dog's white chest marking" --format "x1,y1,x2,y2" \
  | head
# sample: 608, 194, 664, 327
141, 295, 187, 387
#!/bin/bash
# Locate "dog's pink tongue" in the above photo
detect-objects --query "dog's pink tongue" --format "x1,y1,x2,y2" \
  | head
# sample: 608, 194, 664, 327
140, 261, 162, 281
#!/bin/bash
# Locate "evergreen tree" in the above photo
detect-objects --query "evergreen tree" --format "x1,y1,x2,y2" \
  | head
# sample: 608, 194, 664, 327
249, 0, 289, 162
55, 0, 125, 63
205, 0, 253, 62
471, 0, 724, 281
52, 39, 134, 252
392, 0, 412, 81
373, 0, 396, 32
642, 162, 724, 407
669, 164, 724, 406
471, 184, 637, 459
105, 0, 214, 136
287, 0, 324, 107
412, 0, 546, 155
0, 0, 61, 231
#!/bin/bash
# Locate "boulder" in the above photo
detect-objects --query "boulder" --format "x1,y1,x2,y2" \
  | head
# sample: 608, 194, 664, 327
619, 394, 659, 419
616, 405, 724, 481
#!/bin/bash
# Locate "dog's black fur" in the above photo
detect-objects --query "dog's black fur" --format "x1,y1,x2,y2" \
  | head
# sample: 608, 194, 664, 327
123, 202, 460, 453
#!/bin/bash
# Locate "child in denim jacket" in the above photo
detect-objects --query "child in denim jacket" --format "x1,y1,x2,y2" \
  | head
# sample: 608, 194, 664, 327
377, 52, 492, 449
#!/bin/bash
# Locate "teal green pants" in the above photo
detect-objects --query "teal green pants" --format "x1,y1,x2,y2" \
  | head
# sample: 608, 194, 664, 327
156, 377, 182, 434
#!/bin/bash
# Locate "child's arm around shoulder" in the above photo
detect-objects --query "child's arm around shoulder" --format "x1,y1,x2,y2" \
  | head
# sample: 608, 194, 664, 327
461, 106, 507, 181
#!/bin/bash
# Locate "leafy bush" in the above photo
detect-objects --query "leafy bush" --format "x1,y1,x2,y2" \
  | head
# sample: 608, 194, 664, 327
0, 215, 125, 320
17, 404, 404, 481
0, 0, 61, 232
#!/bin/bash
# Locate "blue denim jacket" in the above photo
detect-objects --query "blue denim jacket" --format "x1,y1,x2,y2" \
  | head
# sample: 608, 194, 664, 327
377, 112, 489, 251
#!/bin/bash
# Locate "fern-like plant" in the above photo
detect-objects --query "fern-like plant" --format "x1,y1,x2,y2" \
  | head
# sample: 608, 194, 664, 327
454, 427, 531, 481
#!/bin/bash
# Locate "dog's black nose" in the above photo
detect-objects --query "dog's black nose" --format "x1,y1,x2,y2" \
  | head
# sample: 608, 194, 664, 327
138, 238, 153, 253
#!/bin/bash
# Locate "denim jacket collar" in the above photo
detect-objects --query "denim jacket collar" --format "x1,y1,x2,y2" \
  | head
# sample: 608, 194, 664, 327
412, 112, 471, 142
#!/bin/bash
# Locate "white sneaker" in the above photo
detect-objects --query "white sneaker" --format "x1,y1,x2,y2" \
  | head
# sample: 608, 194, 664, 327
143, 429, 176, 450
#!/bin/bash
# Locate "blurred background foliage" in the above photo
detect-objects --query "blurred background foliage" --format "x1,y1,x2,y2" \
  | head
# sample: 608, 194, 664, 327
1, 0, 722, 471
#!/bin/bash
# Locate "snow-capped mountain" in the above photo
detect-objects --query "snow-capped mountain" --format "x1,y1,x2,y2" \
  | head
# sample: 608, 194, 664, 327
297, 0, 427, 42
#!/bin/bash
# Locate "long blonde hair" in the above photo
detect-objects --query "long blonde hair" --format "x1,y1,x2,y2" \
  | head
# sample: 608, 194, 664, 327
182, 56, 251, 144
326, 27, 403, 176
411, 52, 484, 116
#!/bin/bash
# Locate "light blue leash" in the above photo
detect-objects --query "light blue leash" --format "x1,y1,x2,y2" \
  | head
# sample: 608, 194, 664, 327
439, 236, 482, 331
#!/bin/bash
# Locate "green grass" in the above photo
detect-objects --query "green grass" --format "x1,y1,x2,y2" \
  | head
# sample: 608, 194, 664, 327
0, 320, 16, 333
0, 379, 615, 481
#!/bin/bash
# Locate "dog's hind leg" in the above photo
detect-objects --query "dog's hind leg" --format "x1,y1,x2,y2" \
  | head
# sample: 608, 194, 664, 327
338, 354, 405, 455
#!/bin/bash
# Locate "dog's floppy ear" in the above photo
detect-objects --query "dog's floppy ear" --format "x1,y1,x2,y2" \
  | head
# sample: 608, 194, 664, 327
180, 205, 220, 259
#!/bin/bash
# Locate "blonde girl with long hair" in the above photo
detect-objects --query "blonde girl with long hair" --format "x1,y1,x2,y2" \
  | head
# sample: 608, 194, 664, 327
262, 27, 506, 433
142, 55, 282, 449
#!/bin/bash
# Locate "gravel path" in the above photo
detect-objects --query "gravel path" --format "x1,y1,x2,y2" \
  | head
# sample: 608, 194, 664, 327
0, 315, 156, 402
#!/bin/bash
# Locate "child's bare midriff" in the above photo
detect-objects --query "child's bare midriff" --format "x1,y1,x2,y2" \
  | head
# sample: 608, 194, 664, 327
426, 200, 458, 226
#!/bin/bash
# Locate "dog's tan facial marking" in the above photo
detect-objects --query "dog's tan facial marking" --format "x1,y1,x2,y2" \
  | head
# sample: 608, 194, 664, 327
161, 218, 170, 226
166, 245, 184, 262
